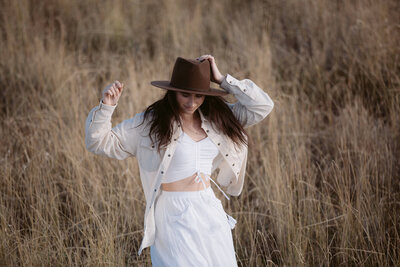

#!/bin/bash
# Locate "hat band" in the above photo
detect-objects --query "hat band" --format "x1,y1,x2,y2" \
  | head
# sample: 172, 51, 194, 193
169, 80, 210, 93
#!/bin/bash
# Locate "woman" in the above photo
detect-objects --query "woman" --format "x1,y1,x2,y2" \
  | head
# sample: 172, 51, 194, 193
85, 55, 274, 266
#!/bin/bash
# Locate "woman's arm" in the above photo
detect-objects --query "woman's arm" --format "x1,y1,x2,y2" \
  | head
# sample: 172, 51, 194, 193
220, 74, 274, 128
85, 101, 140, 160
196, 55, 274, 128
85, 81, 140, 160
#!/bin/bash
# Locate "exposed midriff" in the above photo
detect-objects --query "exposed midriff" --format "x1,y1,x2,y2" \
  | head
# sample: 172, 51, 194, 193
161, 172, 211, 191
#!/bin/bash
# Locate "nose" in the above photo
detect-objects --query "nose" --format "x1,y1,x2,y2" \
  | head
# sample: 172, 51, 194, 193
187, 95, 195, 107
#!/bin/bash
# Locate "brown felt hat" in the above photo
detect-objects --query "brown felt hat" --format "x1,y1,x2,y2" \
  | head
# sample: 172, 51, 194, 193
151, 57, 228, 96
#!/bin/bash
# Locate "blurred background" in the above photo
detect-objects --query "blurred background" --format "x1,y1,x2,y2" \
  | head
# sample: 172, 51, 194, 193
0, 0, 399, 266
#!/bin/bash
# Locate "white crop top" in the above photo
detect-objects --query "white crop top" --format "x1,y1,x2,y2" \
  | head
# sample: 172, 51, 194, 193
164, 131, 218, 182
163, 131, 231, 200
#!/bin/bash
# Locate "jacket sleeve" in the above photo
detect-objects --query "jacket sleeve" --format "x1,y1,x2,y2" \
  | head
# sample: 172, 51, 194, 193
85, 100, 141, 160
220, 74, 274, 128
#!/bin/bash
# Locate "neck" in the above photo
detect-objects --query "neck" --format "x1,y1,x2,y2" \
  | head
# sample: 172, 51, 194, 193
180, 110, 199, 124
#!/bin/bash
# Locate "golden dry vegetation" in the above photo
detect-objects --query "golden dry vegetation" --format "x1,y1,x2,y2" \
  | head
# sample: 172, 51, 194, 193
1, 0, 399, 266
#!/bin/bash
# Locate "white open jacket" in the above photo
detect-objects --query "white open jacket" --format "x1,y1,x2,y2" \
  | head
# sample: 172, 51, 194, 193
85, 74, 274, 255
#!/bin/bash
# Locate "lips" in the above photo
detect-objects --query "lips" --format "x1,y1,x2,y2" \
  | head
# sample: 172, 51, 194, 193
184, 106, 195, 111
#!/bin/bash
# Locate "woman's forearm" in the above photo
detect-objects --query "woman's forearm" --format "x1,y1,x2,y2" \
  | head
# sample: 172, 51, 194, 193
220, 74, 274, 128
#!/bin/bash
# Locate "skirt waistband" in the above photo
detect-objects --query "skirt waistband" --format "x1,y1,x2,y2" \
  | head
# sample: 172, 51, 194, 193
160, 185, 214, 198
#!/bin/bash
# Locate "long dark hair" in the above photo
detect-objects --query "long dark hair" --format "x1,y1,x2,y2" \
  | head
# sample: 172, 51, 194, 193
140, 90, 248, 152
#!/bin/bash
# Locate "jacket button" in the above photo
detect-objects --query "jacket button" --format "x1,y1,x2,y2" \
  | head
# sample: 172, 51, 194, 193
226, 154, 228, 157
154, 189, 157, 192
174, 138, 177, 141
217, 143, 220, 146
151, 145, 155, 148
161, 171, 164, 174
244, 89, 247, 92
206, 130, 209, 133
232, 163, 235, 166
168, 154, 171, 157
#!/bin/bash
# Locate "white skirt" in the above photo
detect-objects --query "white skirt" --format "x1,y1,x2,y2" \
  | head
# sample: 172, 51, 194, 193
150, 185, 238, 267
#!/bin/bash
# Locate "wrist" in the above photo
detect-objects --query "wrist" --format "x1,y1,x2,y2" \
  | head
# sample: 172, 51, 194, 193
217, 74, 226, 85
101, 99, 117, 106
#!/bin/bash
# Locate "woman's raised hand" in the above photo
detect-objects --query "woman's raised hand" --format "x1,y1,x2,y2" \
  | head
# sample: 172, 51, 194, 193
102, 80, 124, 106
196, 55, 225, 84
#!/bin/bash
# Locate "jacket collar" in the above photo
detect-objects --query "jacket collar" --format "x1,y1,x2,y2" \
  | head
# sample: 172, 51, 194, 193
172, 108, 209, 139
198, 108, 208, 122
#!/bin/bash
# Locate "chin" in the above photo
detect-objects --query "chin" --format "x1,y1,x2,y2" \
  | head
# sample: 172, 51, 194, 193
182, 107, 197, 114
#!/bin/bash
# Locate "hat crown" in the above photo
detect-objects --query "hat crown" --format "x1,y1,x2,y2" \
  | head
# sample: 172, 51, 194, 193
170, 57, 211, 92
150, 56, 228, 96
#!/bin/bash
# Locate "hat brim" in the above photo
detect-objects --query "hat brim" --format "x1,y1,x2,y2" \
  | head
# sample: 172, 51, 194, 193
150, 81, 228, 96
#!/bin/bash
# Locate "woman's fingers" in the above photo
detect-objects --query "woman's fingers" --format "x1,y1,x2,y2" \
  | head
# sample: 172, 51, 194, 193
109, 86, 114, 96
106, 86, 113, 97
196, 54, 223, 84
101, 80, 124, 105
114, 80, 122, 89
109, 81, 124, 97
114, 80, 124, 94
105, 82, 121, 97
109, 85, 116, 97
196, 54, 214, 62
119, 83, 124, 94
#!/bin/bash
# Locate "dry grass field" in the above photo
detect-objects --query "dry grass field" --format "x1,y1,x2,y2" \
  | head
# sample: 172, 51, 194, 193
1, 0, 399, 266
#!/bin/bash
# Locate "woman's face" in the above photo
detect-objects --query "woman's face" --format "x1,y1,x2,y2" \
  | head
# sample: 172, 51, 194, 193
175, 91, 205, 115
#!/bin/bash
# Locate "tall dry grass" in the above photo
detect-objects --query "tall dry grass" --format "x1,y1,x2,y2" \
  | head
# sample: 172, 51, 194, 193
0, 0, 399, 266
